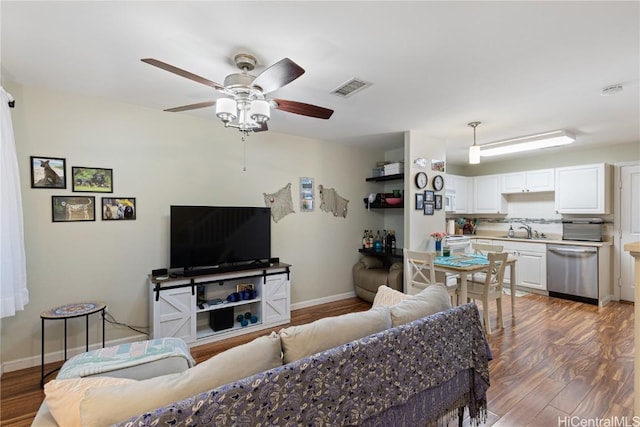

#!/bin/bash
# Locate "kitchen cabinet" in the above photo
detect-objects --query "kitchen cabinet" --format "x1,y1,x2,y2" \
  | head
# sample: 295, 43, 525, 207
501, 168, 555, 194
555, 163, 611, 214
470, 238, 546, 291
497, 240, 547, 292
473, 174, 507, 214
445, 174, 471, 213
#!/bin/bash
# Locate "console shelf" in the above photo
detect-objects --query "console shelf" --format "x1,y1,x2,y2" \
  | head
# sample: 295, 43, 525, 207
149, 263, 291, 346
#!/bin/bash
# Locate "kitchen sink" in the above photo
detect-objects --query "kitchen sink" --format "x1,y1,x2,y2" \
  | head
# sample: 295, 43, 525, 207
497, 235, 548, 240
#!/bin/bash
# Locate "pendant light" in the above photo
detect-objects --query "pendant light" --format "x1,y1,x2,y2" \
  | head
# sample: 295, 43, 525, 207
468, 121, 481, 164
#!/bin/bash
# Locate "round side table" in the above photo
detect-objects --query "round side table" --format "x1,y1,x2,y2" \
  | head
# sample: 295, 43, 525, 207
40, 302, 106, 387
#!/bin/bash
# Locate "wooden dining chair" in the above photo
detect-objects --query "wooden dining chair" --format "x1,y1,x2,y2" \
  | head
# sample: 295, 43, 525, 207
471, 242, 504, 255
469, 242, 504, 283
463, 251, 509, 335
404, 249, 457, 303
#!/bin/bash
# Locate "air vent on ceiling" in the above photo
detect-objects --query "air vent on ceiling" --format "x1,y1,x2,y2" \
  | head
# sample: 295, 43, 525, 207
331, 78, 372, 97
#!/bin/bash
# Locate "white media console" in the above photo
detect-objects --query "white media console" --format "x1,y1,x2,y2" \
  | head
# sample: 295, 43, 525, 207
149, 263, 291, 345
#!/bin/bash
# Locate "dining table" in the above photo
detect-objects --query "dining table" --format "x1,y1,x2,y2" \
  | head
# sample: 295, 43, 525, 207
433, 253, 518, 317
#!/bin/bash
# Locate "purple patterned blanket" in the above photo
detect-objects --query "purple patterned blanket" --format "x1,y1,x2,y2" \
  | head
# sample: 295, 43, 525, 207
116, 303, 489, 427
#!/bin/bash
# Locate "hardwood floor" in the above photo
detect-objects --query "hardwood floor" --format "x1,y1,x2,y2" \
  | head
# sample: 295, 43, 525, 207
0, 294, 633, 426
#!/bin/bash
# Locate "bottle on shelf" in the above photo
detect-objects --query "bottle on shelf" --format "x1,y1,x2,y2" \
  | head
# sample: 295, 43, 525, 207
390, 230, 396, 250
368, 230, 374, 248
374, 230, 382, 252
362, 230, 368, 249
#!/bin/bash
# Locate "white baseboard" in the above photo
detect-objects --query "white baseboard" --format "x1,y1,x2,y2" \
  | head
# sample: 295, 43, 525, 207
3, 293, 359, 373
1, 333, 148, 373
290, 291, 357, 311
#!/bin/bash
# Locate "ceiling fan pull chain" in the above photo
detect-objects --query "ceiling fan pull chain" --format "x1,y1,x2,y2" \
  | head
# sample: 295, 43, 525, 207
242, 136, 247, 171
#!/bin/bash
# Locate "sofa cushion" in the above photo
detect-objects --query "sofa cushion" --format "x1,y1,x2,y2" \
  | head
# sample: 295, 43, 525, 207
279, 305, 391, 364
44, 376, 136, 427
390, 284, 452, 327
372, 285, 411, 307
79, 332, 282, 426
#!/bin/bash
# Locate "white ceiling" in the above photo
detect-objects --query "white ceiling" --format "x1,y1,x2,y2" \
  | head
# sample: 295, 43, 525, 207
2, 1, 639, 165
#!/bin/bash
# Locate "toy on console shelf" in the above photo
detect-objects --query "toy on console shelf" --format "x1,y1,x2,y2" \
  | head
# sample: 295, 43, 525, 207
226, 288, 257, 303
238, 311, 258, 327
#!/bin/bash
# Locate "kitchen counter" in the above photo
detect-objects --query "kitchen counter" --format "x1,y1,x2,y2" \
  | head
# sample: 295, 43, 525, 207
475, 235, 613, 247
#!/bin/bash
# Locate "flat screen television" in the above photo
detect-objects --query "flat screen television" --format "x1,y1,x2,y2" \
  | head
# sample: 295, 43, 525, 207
170, 205, 271, 274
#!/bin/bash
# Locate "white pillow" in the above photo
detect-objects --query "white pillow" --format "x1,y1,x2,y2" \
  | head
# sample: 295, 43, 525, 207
279, 305, 391, 364
44, 376, 136, 427
80, 332, 282, 426
390, 284, 452, 326
372, 285, 411, 307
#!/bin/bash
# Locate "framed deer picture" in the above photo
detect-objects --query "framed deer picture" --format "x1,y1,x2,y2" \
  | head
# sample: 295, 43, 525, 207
52, 196, 95, 222
30, 156, 66, 189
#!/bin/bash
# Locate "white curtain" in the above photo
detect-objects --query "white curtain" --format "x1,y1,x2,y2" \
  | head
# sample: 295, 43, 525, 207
0, 87, 28, 318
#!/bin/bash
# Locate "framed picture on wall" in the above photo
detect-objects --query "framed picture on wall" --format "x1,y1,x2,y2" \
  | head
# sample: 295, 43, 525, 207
102, 197, 136, 220
424, 190, 434, 203
434, 194, 443, 210
415, 193, 424, 210
72, 167, 113, 193
300, 177, 314, 212
52, 196, 95, 222
30, 156, 66, 189
424, 202, 434, 216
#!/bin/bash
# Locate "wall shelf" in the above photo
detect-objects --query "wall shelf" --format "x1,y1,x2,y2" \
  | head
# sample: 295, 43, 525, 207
365, 173, 403, 182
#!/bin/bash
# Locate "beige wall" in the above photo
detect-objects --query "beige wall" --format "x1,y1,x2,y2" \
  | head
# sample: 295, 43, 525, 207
404, 131, 447, 252
1, 83, 385, 369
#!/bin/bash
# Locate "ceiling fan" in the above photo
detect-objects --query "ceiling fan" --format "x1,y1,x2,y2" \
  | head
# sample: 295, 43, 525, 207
141, 54, 334, 134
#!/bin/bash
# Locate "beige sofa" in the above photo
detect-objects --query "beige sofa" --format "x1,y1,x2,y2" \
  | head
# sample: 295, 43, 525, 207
33, 285, 490, 427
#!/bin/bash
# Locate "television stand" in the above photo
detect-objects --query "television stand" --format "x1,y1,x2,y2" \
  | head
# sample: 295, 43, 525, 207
149, 263, 291, 346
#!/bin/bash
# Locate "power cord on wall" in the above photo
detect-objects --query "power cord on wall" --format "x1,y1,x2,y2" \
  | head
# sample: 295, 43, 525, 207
103, 310, 149, 336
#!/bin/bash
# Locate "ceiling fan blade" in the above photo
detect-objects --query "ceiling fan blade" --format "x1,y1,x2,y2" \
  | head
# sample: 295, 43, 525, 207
273, 99, 334, 119
141, 58, 225, 91
164, 101, 215, 112
252, 58, 305, 94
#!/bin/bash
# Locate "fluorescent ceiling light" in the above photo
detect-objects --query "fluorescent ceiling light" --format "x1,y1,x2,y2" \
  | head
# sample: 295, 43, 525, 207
480, 130, 575, 157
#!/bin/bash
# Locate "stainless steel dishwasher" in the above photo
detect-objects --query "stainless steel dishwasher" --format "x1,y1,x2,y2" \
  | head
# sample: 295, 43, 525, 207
547, 244, 598, 305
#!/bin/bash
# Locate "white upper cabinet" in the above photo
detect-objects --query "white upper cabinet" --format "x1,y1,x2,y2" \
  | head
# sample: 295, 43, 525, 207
473, 174, 507, 214
445, 174, 471, 213
501, 169, 555, 194
555, 163, 611, 214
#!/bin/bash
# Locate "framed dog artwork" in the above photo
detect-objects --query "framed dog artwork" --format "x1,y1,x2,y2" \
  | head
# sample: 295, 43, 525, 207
72, 167, 113, 193
101, 198, 136, 220
31, 156, 66, 189
52, 196, 95, 222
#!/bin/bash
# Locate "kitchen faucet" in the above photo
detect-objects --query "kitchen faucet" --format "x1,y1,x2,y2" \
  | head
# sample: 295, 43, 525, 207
519, 222, 532, 239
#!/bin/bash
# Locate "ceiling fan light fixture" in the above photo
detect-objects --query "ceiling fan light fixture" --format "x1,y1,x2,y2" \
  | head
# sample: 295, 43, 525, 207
216, 98, 237, 123
250, 99, 270, 123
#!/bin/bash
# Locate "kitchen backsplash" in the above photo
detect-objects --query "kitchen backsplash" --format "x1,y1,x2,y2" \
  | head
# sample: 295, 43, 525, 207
446, 192, 615, 240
